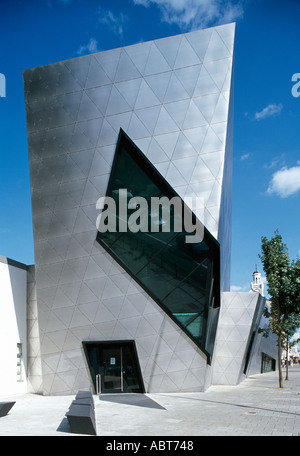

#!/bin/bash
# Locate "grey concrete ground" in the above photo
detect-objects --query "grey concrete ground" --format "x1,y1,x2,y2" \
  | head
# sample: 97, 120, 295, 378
0, 367, 299, 436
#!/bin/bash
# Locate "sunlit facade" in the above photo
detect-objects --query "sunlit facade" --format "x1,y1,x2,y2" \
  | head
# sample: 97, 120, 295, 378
19, 22, 277, 396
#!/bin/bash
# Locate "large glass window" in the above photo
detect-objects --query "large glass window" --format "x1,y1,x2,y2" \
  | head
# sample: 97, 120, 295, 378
97, 129, 220, 360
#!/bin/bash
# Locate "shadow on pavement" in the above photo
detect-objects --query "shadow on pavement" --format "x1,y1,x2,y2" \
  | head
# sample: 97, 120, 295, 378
99, 393, 166, 410
56, 417, 71, 433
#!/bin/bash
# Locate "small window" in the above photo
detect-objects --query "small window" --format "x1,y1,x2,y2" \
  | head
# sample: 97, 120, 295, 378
17, 343, 23, 381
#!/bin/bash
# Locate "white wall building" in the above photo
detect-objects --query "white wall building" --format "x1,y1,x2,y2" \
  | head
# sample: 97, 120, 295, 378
0, 256, 28, 395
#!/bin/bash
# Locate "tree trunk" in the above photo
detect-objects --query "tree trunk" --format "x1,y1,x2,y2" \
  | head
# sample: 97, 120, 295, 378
278, 334, 283, 388
285, 340, 289, 381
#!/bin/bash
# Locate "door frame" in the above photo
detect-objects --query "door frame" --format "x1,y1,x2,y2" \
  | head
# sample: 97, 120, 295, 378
82, 340, 145, 394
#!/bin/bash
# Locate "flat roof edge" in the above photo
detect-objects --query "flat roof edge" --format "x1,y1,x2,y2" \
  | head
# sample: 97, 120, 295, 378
0, 255, 28, 271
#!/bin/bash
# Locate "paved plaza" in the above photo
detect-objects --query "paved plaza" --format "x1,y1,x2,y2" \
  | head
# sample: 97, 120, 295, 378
0, 367, 299, 436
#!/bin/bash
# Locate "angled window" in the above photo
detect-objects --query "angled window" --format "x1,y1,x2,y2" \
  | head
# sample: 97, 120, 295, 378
96, 129, 220, 361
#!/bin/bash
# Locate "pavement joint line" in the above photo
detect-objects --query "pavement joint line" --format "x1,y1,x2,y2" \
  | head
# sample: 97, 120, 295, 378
0, 368, 299, 436
154, 393, 300, 417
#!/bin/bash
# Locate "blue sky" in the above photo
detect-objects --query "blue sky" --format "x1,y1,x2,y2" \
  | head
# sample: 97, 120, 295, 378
0, 0, 299, 295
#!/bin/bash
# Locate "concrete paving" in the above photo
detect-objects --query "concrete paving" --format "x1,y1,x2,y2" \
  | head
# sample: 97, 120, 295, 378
0, 366, 299, 436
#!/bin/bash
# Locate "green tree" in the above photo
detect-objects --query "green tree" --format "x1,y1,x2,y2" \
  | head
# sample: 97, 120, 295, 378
259, 230, 300, 388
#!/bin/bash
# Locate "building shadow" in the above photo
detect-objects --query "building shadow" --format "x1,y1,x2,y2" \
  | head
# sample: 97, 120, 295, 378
99, 393, 166, 410
56, 417, 71, 433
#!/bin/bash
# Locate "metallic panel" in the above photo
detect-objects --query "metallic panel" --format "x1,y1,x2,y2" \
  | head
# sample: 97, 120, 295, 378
24, 23, 235, 395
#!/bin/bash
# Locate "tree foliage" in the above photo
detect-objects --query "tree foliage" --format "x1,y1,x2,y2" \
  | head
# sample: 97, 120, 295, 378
259, 230, 300, 387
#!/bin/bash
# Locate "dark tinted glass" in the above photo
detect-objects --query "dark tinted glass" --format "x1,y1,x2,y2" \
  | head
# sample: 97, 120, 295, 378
83, 341, 144, 393
97, 130, 220, 358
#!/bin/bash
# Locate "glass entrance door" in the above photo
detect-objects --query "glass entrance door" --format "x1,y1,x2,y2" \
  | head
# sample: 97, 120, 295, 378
102, 345, 123, 393
83, 341, 144, 394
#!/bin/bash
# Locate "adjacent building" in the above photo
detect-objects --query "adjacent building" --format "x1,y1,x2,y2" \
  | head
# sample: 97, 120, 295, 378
0, 256, 28, 394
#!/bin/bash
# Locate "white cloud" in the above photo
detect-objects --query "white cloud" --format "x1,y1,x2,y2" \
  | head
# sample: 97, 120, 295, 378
98, 7, 127, 38
267, 164, 300, 198
230, 284, 249, 292
133, 0, 244, 30
263, 155, 285, 170
240, 153, 250, 161
77, 38, 99, 55
254, 103, 283, 121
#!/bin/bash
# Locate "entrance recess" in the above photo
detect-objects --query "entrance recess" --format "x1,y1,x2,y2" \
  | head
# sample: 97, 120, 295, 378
83, 341, 145, 394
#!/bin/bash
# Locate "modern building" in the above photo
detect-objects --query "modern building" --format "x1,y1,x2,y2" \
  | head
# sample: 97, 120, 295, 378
0, 22, 278, 397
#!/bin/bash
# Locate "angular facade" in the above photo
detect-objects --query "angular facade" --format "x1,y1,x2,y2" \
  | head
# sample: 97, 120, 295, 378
212, 292, 277, 385
97, 129, 221, 361
22, 22, 276, 396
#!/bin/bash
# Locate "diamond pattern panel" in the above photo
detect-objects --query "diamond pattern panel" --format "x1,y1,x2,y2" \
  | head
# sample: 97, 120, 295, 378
212, 292, 265, 386
24, 23, 235, 395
